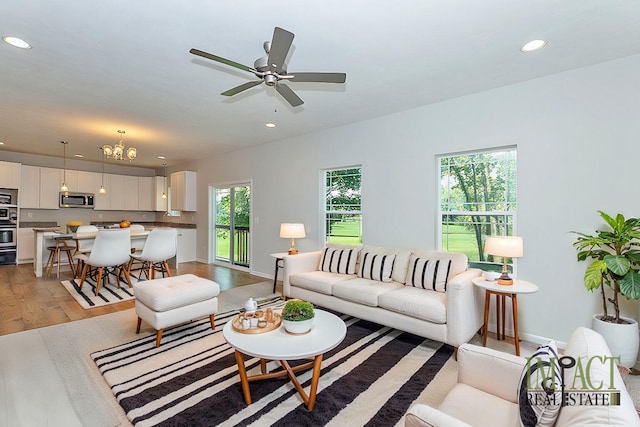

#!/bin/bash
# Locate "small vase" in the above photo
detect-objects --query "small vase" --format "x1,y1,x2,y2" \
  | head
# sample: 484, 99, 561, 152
283, 318, 314, 334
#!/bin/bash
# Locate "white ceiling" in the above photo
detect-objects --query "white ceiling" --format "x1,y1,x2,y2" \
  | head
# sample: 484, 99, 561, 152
1, 0, 640, 168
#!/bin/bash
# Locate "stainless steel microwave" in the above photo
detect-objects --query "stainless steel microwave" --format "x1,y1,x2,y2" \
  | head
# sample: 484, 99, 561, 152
60, 192, 95, 208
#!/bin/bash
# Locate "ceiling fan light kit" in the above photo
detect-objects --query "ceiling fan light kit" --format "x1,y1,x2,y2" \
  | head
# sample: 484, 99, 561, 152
190, 27, 346, 107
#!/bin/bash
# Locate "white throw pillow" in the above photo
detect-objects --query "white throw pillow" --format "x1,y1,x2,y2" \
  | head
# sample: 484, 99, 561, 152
358, 251, 395, 282
319, 247, 359, 275
518, 340, 562, 427
405, 256, 452, 293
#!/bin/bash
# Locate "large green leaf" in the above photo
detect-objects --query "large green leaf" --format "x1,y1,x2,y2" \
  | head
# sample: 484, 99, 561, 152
619, 270, 640, 300
584, 261, 605, 291
604, 254, 631, 276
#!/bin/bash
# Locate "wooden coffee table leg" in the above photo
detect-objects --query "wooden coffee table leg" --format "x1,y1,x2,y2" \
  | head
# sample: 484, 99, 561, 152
306, 354, 323, 411
234, 350, 252, 404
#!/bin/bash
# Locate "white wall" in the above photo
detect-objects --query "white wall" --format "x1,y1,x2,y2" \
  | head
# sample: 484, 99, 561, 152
193, 53, 640, 344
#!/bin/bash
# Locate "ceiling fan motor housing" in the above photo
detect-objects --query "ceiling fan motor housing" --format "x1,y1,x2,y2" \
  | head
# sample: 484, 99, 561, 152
264, 73, 278, 86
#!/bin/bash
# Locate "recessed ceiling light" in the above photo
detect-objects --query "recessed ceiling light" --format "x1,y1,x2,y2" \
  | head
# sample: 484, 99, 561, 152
521, 39, 547, 52
157, 155, 166, 159
3, 36, 31, 49
74, 154, 84, 158
0, 142, 4, 145
265, 123, 276, 128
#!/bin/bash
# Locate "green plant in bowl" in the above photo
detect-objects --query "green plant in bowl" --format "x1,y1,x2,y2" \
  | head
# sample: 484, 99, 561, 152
282, 299, 315, 321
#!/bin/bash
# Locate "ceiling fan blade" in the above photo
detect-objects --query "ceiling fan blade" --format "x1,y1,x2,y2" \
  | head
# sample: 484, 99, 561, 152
267, 27, 294, 74
221, 80, 264, 96
289, 72, 347, 83
189, 48, 254, 73
275, 83, 303, 107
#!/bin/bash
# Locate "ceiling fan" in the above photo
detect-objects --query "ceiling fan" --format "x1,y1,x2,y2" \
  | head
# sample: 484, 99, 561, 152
190, 27, 346, 107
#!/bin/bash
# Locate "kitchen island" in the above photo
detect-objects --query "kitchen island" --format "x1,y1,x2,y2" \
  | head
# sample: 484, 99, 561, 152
32, 228, 149, 278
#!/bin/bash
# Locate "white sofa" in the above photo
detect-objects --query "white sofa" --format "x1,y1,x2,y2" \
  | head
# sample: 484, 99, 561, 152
405, 327, 640, 427
283, 244, 483, 348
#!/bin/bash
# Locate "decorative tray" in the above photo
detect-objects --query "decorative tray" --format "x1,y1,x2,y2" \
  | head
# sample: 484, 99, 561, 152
231, 309, 282, 334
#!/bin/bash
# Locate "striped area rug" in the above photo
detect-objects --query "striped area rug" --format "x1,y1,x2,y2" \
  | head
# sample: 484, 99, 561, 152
61, 275, 139, 309
92, 299, 453, 426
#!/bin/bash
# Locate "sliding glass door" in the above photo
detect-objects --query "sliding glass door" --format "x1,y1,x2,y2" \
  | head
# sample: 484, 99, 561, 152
214, 184, 251, 268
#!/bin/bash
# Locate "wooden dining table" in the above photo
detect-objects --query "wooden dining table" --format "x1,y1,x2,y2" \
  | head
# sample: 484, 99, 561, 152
32, 229, 149, 278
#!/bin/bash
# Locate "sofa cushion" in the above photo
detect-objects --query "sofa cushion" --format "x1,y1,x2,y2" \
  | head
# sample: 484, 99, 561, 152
378, 287, 447, 323
319, 247, 359, 275
332, 278, 403, 306
555, 327, 640, 426
517, 341, 561, 427
358, 251, 396, 282
411, 250, 468, 280
406, 256, 452, 293
438, 383, 521, 427
289, 271, 355, 295
362, 245, 412, 283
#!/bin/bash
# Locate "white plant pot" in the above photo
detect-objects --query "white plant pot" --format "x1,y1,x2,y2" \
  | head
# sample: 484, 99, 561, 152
283, 318, 314, 335
591, 315, 639, 368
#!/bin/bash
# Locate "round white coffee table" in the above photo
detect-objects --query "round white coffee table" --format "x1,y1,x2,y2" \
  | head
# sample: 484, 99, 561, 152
472, 278, 538, 356
223, 309, 346, 411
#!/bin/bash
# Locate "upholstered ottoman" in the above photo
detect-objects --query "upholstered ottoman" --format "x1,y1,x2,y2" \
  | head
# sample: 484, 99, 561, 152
133, 274, 220, 347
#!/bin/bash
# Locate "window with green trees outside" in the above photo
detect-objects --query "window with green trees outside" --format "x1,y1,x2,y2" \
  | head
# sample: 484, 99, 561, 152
324, 167, 362, 245
439, 148, 517, 272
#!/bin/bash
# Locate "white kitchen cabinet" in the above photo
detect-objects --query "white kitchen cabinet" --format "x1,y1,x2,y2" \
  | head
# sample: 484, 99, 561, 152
153, 176, 168, 212
61, 169, 77, 192
108, 174, 125, 210
176, 228, 196, 263
0, 161, 21, 189
123, 175, 139, 211
76, 170, 100, 194
170, 171, 196, 211
17, 228, 35, 263
137, 176, 153, 211
20, 165, 40, 208
39, 167, 62, 209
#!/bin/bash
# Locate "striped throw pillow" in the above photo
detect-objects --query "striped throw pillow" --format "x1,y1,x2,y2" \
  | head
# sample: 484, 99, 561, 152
406, 256, 452, 292
320, 247, 359, 275
358, 252, 395, 282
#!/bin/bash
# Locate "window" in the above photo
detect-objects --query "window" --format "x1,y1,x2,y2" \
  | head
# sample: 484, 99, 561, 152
324, 167, 362, 245
439, 148, 517, 272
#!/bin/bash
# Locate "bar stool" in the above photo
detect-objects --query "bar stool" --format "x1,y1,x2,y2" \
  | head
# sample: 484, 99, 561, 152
45, 236, 76, 279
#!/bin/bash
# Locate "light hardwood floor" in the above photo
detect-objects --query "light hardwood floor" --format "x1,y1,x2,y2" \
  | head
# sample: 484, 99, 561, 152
0, 262, 270, 336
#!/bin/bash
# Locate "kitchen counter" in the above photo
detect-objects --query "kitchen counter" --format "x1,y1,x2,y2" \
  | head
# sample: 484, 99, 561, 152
90, 222, 196, 229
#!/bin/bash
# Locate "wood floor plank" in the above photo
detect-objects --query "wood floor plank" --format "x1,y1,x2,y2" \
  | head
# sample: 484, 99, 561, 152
0, 262, 272, 336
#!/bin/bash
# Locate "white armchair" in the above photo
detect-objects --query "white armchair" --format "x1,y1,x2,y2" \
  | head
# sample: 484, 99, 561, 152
406, 328, 640, 427
406, 344, 525, 427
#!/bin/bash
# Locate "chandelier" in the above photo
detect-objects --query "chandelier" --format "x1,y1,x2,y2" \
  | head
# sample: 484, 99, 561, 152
103, 129, 137, 161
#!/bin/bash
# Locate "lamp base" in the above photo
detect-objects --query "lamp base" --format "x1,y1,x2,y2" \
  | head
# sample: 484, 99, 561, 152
288, 248, 299, 255
497, 274, 513, 286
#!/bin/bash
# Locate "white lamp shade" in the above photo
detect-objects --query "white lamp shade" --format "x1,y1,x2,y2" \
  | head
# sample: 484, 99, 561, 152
280, 223, 306, 239
484, 236, 523, 258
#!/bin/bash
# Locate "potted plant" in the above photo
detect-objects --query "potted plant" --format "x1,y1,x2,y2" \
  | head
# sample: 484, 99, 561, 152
281, 299, 315, 334
572, 211, 640, 367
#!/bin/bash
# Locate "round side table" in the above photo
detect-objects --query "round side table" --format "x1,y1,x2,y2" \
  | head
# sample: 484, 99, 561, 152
472, 278, 538, 356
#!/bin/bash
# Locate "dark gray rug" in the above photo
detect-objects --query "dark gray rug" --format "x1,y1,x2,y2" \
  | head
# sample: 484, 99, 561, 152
92, 299, 453, 426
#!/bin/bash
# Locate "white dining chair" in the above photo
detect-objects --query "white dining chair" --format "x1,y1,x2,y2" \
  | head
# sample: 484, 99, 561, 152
128, 228, 177, 280
73, 225, 99, 277
75, 228, 133, 296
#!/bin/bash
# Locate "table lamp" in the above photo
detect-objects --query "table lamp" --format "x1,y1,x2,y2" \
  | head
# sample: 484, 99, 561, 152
280, 223, 305, 255
484, 236, 523, 285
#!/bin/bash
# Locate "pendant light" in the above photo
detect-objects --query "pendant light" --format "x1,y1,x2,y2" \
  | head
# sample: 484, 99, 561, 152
161, 163, 168, 199
98, 146, 107, 194
60, 141, 69, 192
